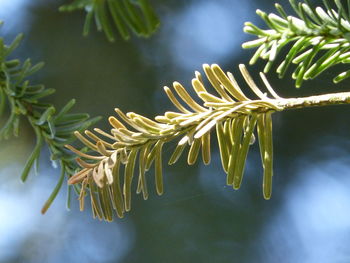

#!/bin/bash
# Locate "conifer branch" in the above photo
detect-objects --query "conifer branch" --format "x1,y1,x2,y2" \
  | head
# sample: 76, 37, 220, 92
3, 0, 350, 222
66, 63, 350, 221
243, 0, 350, 87
60, 0, 160, 41
0, 30, 101, 213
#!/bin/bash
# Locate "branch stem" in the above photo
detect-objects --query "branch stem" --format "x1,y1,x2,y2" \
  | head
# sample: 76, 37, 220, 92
278, 91, 350, 110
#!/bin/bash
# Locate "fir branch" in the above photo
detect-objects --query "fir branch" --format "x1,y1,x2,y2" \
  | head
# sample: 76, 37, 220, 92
67, 63, 350, 221
59, 0, 160, 42
0, 31, 101, 213
242, 0, 350, 87
64, 64, 279, 221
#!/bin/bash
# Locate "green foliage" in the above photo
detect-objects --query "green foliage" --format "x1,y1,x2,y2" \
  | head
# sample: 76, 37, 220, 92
3, 0, 350, 221
0, 29, 101, 213
242, 0, 350, 87
63, 0, 350, 221
66, 64, 283, 221
59, 0, 160, 41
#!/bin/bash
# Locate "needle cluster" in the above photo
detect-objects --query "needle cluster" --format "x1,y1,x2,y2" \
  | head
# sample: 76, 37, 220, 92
60, 0, 159, 41
0, 27, 100, 213
243, 0, 350, 87
67, 64, 282, 221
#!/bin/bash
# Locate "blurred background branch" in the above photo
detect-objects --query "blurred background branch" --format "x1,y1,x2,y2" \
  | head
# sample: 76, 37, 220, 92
59, 0, 160, 41
0, 28, 101, 213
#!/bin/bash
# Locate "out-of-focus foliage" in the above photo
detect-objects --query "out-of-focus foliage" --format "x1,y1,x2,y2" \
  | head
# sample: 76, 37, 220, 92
0, 25, 101, 213
59, 0, 160, 41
